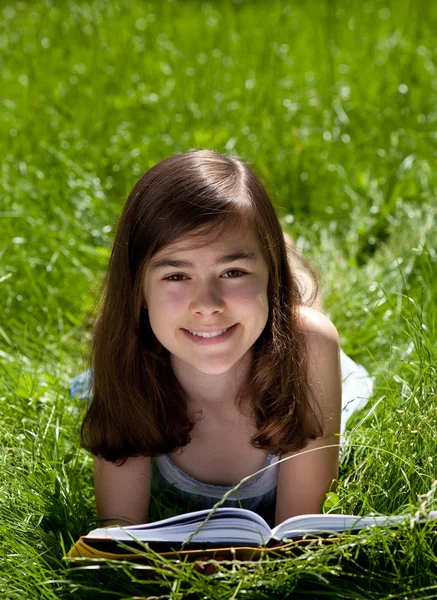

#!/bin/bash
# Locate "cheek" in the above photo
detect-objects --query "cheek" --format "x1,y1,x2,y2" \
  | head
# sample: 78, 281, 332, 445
234, 278, 265, 298
148, 286, 187, 310
230, 281, 269, 314
161, 289, 188, 310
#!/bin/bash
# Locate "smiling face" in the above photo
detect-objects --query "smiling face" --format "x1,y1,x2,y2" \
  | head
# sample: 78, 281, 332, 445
142, 224, 270, 377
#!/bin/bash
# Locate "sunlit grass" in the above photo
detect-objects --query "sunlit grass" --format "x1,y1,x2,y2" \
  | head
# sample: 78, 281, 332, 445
1, 0, 437, 597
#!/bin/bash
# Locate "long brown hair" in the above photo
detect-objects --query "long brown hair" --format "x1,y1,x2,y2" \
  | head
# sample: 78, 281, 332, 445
81, 149, 322, 462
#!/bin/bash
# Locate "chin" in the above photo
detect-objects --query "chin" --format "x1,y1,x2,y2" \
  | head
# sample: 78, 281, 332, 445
193, 362, 236, 376
188, 354, 245, 375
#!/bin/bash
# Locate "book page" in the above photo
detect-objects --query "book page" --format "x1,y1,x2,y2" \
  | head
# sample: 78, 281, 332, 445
86, 507, 272, 546
271, 511, 437, 541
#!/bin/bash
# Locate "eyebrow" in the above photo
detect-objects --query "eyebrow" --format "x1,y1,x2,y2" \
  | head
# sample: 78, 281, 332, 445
149, 252, 257, 271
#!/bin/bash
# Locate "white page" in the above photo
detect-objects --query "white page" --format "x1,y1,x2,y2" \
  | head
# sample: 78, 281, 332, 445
271, 511, 437, 541
86, 507, 272, 545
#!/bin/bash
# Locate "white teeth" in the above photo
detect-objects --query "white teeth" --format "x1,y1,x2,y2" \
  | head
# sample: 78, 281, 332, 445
188, 327, 229, 338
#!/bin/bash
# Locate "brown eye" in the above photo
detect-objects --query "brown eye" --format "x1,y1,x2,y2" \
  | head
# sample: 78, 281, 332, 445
222, 270, 247, 278
164, 274, 187, 281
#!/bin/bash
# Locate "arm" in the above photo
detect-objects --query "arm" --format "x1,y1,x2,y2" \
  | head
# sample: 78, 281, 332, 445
93, 455, 152, 526
275, 306, 342, 525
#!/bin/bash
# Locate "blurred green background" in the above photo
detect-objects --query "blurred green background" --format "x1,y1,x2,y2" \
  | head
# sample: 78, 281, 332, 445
2, 0, 436, 367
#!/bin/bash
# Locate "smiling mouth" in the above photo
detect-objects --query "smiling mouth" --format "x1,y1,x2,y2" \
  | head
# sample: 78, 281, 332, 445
182, 323, 238, 342
187, 327, 230, 338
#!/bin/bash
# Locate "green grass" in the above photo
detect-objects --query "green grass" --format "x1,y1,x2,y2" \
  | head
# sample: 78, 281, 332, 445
1, 0, 437, 597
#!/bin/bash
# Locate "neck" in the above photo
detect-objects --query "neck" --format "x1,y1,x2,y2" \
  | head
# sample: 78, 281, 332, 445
170, 350, 253, 410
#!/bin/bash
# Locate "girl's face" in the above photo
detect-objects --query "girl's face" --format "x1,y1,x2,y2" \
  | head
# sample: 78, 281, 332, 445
142, 225, 270, 376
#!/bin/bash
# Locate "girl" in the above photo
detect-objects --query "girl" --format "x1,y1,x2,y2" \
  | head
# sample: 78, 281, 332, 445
78, 149, 370, 529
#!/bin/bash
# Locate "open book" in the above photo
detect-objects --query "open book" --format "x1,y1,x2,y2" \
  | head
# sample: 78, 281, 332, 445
68, 507, 437, 561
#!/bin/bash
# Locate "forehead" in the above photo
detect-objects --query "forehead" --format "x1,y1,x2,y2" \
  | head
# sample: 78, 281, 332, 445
154, 223, 261, 257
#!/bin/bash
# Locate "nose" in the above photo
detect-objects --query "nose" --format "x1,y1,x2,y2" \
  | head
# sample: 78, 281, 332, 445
189, 279, 225, 316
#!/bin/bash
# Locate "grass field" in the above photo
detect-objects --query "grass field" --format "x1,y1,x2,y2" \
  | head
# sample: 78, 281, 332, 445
1, 0, 437, 597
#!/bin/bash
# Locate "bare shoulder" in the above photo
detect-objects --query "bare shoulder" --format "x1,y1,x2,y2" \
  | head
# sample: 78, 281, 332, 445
297, 305, 340, 346
297, 306, 342, 434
